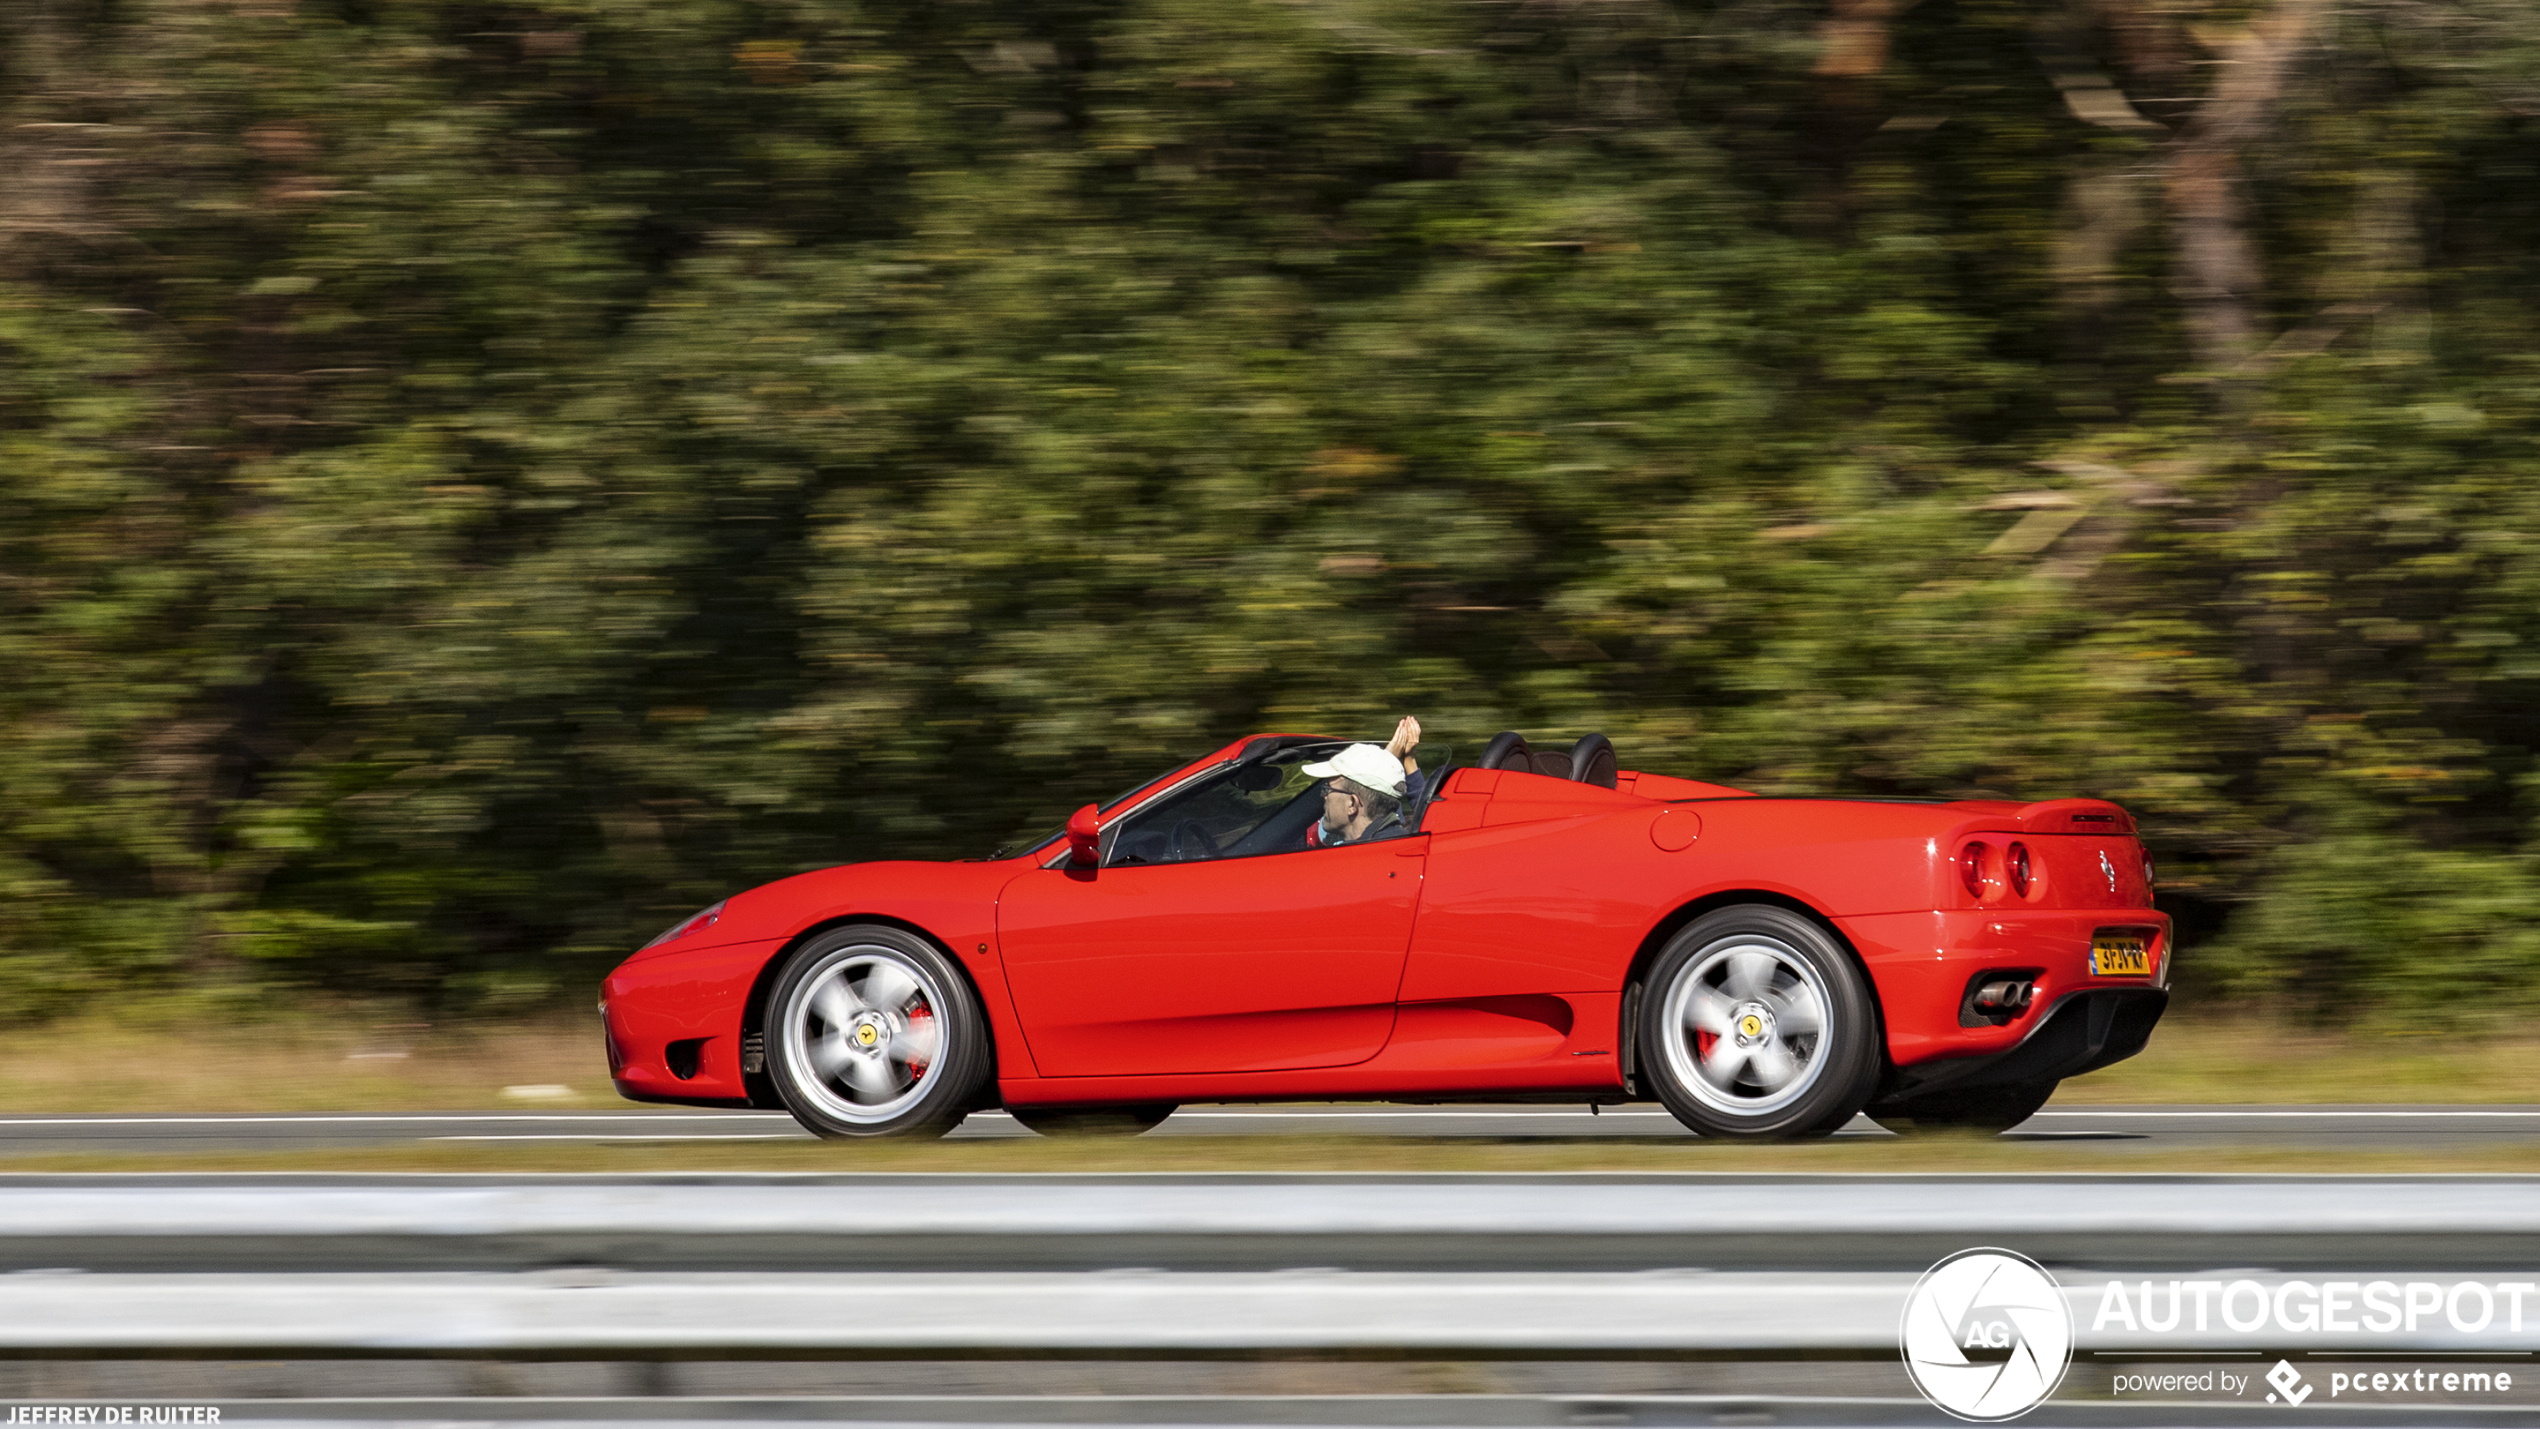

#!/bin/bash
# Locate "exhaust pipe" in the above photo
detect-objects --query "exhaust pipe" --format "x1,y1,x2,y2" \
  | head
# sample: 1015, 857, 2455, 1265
1959, 971, 2042, 1026
1973, 978, 2034, 1015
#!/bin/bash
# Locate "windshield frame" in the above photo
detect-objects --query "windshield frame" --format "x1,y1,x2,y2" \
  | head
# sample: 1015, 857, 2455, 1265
1091, 737, 1359, 869
1002, 733, 1340, 864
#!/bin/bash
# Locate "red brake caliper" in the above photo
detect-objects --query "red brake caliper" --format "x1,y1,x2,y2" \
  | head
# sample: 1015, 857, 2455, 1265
905, 1001, 934, 1077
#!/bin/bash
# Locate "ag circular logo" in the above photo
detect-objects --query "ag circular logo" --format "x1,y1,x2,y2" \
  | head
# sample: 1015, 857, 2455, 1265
1900, 1248, 2073, 1421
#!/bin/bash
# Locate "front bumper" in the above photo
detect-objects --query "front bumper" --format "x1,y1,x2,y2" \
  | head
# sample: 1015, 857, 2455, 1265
600, 936, 784, 1106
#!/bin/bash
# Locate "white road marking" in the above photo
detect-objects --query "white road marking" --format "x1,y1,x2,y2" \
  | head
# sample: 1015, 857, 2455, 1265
1161, 1108, 2540, 1119
2030, 1109, 2540, 1118
1165, 1110, 1672, 1118
427, 1133, 814, 1142
0, 1114, 788, 1127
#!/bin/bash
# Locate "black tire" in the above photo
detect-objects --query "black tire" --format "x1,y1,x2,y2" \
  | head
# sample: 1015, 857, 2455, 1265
1867, 1079, 2057, 1136
763, 924, 993, 1139
1008, 1103, 1178, 1137
1637, 905, 1882, 1141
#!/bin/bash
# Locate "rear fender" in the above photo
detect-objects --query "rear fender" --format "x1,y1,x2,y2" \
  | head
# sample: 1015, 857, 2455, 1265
1620, 890, 1888, 1099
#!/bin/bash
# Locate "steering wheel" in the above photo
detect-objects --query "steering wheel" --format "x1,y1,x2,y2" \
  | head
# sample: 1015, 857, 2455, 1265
1169, 819, 1221, 862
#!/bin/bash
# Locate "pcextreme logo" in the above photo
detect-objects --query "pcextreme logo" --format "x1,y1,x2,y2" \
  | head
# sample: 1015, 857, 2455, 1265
1901, 1248, 2075, 1421
2266, 1360, 2314, 1405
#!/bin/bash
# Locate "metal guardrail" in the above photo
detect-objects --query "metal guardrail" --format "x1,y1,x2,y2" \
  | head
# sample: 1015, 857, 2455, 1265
5, 1176, 2538, 1427
10, 1270, 2540, 1356
2, 1270, 1901, 1355
0, 1175, 2533, 1356
4, 1174, 2537, 1274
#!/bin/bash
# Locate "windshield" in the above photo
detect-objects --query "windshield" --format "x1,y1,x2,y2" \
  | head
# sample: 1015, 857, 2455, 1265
991, 760, 1213, 861
996, 734, 1450, 863
1103, 741, 1350, 866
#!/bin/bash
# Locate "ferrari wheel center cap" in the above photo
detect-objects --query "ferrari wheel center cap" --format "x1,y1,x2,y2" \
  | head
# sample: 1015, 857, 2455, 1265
853, 1019, 884, 1050
1733, 1004, 1772, 1045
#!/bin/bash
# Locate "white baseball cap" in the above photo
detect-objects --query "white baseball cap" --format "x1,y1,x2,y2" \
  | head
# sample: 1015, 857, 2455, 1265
1302, 743, 1407, 799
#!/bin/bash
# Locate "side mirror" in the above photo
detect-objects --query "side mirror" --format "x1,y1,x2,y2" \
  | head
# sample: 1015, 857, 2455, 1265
1065, 803, 1102, 867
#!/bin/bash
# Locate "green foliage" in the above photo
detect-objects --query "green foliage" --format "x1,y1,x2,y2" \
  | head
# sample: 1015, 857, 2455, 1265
3, 0, 2539, 1022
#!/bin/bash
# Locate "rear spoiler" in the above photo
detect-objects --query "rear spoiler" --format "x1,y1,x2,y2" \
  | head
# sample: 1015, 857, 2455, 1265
2015, 798, 2136, 835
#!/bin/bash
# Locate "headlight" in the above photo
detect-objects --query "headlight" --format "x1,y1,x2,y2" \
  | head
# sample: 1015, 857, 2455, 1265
642, 899, 727, 950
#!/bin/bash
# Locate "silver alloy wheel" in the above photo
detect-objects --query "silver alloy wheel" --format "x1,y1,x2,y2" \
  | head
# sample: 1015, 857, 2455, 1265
774, 944, 948, 1126
1657, 933, 1833, 1118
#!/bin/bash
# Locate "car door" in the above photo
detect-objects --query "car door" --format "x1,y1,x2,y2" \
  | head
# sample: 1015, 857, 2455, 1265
995, 747, 1426, 1077
997, 838, 1424, 1076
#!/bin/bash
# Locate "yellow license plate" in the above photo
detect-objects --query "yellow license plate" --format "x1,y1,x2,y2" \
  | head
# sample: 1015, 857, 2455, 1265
2091, 933, 2152, 978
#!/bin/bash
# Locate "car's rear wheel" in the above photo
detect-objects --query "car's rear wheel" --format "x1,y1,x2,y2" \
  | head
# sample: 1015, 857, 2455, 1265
1008, 1104, 1177, 1137
1867, 1079, 2057, 1136
1639, 906, 1882, 1141
765, 925, 991, 1139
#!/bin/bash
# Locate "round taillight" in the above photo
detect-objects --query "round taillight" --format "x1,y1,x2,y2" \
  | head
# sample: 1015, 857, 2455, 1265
2142, 849, 2156, 896
2008, 842, 2031, 898
1960, 842, 1986, 899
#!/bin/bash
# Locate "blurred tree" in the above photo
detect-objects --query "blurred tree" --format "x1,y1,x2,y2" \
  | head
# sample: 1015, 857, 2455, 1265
2, 0, 2538, 1024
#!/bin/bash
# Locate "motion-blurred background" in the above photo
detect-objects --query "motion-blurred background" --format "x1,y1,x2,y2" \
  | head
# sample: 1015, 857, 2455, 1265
4, 0, 2535, 1034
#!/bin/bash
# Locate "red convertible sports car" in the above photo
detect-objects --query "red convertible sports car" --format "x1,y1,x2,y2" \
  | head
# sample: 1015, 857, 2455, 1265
600, 731, 2170, 1140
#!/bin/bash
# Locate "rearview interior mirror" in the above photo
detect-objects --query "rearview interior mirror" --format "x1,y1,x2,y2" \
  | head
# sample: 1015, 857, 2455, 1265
1065, 803, 1101, 866
1234, 764, 1285, 792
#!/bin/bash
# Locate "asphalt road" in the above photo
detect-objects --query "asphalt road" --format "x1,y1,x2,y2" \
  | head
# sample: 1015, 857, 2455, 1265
1, 1104, 2537, 1156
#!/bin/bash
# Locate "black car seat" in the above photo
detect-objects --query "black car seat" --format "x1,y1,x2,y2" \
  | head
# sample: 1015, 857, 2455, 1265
1478, 731, 1533, 771
1530, 748, 1574, 778
1568, 733, 1618, 789
1404, 755, 1452, 833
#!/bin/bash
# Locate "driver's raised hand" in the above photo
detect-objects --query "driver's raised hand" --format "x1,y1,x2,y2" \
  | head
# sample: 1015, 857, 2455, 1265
1387, 716, 1421, 757
1387, 715, 1422, 775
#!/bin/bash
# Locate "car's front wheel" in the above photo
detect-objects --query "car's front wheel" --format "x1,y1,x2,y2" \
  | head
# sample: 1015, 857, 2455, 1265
764, 925, 992, 1139
1008, 1104, 1177, 1137
1639, 906, 1882, 1140
1866, 1079, 2057, 1136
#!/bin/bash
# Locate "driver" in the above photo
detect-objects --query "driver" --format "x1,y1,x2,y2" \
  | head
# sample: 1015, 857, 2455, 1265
1300, 742, 1411, 848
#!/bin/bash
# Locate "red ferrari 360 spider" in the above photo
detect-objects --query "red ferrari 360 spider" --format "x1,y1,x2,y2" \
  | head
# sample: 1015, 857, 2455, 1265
600, 732, 2170, 1141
